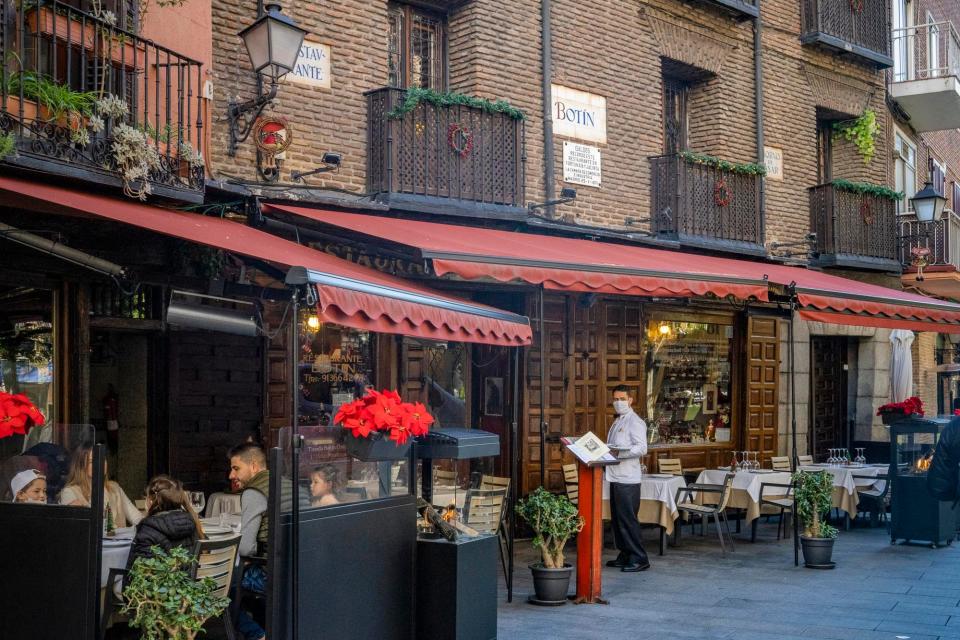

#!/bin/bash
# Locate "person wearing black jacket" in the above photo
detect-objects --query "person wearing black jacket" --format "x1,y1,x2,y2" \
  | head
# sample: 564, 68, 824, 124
125, 475, 204, 578
928, 417, 960, 502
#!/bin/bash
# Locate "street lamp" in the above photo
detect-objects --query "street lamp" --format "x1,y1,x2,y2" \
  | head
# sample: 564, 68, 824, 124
227, 3, 307, 156
910, 181, 947, 224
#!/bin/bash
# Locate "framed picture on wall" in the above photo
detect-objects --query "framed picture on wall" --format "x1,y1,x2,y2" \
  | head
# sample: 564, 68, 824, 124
484, 377, 504, 416
702, 383, 717, 415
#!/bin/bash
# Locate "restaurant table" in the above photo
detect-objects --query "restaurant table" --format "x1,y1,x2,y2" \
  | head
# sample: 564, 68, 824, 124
205, 492, 242, 518
693, 469, 794, 524
600, 474, 688, 537
798, 464, 884, 517
101, 527, 135, 590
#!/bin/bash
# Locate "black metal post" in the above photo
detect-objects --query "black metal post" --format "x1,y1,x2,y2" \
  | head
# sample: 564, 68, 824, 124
290, 287, 301, 639
508, 346, 521, 602
539, 287, 547, 488
91, 443, 106, 640
789, 286, 800, 567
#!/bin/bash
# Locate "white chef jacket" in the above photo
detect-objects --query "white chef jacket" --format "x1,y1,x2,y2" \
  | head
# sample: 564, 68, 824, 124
605, 409, 648, 484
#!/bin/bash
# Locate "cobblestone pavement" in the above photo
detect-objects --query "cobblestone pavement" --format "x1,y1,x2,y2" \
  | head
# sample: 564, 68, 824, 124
498, 520, 960, 640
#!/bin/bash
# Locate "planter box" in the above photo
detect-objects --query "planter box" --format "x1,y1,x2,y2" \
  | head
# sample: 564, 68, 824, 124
344, 431, 411, 461
880, 411, 907, 425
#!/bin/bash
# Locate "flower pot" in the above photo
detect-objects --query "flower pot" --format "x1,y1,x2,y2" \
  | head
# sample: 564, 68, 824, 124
800, 536, 835, 568
343, 430, 410, 461
880, 410, 906, 425
528, 563, 572, 604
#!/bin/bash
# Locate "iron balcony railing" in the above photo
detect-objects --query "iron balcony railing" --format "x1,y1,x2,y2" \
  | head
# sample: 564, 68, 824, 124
936, 346, 960, 366
899, 209, 960, 270
890, 21, 960, 83
366, 87, 525, 213
809, 183, 898, 267
800, 0, 892, 67
695, 0, 759, 19
649, 153, 763, 249
0, 0, 205, 200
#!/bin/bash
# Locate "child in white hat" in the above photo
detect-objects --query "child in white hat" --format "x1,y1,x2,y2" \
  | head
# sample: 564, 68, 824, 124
11, 469, 47, 504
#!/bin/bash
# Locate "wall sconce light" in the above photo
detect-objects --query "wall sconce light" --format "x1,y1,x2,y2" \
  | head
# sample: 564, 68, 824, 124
306, 315, 321, 330
910, 181, 947, 224
290, 152, 343, 182
227, 3, 307, 156
166, 290, 259, 336
658, 322, 672, 336
529, 187, 577, 211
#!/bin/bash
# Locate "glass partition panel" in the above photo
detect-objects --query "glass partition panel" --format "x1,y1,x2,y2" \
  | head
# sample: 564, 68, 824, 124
1, 424, 95, 504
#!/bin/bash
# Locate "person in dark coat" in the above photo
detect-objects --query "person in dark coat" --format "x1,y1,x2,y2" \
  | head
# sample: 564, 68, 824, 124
125, 475, 204, 579
928, 417, 960, 502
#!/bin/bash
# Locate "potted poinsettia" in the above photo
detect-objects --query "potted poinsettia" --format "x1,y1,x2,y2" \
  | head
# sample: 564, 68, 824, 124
877, 396, 924, 425
0, 392, 45, 440
334, 388, 434, 461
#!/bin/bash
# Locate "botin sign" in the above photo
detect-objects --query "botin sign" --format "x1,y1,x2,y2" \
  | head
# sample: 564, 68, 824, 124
552, 84, 607, 144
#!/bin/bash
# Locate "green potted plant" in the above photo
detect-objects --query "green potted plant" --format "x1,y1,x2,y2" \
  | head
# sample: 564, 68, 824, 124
515, 487, 583, 604
120, 545, 229, 640
792, 470, 838, 568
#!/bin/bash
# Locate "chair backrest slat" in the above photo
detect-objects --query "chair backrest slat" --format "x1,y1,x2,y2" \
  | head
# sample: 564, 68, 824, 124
434, 469, 458, 486
770, 456, 791, 471
463, 488, 507, 535
562, 463, 579, 505
192, 536, 240, 601
798, 455, 814, 465
658, 458, 683, 475
718, 474, 735, 511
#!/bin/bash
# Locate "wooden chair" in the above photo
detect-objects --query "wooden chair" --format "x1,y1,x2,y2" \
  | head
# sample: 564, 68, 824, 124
463, 488, 507, 535
853, 472, 890, 528
434, 468, 458, 487
477, 475, 512, 584
658, 458, 683, 476
674, 474, 736, 554
797, 455, 814, 465
753, 482, 794, 541
562, 463, 579, 505
770, 456, 792, 472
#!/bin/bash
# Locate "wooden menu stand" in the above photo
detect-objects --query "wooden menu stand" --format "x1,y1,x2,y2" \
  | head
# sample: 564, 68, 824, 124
574, 457, 618, 604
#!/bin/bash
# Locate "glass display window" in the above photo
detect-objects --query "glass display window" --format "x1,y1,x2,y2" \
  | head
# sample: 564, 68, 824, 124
644, 317, 733, 446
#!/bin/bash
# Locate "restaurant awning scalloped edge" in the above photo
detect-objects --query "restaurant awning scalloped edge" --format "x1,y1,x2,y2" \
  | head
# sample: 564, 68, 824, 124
0, 176, 532, 347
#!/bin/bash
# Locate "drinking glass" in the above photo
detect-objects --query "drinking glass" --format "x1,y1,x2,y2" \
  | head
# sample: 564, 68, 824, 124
751, 451, 760, 471
856, 448, 866, 465
827, 449, 834, 466
739, 451, 748, 471
189, 491, 206, 516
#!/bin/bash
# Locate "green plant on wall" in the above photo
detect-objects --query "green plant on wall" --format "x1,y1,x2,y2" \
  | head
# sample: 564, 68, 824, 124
833, 110, 878, 164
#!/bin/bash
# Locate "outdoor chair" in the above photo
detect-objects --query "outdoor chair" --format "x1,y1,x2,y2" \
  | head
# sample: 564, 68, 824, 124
770, 456, 791, 472
473, 479, 511, 586
674, 473, 736, 554
752, 482, 794, 542
434, 468, 458, 487
853, 472, 890, 528
658, 458, 683, 476
562, 463, 579, 505
797, 455, 814, 465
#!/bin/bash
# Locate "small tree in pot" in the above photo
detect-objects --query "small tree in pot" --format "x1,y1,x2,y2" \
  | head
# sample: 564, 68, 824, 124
792, 470, 839, 568
516, 487, 584, 604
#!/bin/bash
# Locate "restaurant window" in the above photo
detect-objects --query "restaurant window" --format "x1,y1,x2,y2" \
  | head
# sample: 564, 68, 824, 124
410, 339, 468, 430
644, 317, 733, 446
387, 4, 446, 90
662, 77, 689, 154
895, 129, 917, 213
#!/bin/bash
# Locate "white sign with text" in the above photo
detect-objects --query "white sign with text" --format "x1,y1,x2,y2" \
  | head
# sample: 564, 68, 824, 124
563, 141, 602, 188
285, 40, 331, 89
764, 146, 783, 181
552, 84, 607, 144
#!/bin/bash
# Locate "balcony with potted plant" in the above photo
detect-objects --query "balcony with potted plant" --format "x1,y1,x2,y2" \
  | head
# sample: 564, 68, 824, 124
648, 151, 766, 255
0, 0, 206, 201
366, 87, 526, 219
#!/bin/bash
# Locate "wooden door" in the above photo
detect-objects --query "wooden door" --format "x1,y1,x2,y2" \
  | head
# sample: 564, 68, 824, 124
811, 336, 846, 461
602, 300, 644, 436
571, 299, 602, 438
746, 317, 779, 467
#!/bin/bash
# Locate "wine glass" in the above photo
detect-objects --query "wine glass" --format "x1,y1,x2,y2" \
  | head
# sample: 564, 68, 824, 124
751, 451, 760, 471
827, 449, 835, 466
189, 491, 206, 517
855, 447, 866, 465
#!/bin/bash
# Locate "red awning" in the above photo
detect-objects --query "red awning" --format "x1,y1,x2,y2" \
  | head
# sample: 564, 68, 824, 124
264, 205, 960, 333
0, 176, 532, 346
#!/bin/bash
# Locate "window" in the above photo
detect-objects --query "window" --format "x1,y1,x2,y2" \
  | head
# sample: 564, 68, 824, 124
931, 158, 946, 196
952, 181, 960, 211
662, 77, 689, 154
816, 119, 835, 183
388, 4, 446, 90
892, 0, 913, 82
895, 130, 917, 213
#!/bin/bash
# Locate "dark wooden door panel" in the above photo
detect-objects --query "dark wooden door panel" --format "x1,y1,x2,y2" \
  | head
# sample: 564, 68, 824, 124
811, 336, 845, 461
746, 317, 779, 468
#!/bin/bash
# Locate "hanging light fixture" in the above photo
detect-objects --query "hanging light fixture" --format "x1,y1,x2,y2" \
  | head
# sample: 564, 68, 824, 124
910, 181, 947, 224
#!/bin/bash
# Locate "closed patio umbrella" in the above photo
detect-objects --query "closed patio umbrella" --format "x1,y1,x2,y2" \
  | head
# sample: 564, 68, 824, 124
889, 329, 915, 402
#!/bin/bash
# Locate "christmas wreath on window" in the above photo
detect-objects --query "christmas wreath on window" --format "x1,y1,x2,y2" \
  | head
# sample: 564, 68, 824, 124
713, 178, 732, 208
447, 124, 474, 157
860, 200, 875, 225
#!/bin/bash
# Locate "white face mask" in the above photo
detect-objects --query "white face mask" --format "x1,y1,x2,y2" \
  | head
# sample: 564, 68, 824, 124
613, 399, 630, 415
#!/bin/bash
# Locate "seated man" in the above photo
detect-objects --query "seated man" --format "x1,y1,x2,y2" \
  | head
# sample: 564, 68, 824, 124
229, 442, 270, 640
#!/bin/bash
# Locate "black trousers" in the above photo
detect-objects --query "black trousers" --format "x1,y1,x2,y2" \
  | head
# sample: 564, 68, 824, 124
609, 482, 649, 565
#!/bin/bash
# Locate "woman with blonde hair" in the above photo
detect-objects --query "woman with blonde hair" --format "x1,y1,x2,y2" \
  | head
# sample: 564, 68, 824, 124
59, 444, 142, 528
125, 475, 205, 575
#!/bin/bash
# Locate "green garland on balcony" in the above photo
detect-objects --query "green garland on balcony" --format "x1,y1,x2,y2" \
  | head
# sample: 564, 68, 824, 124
831, 178, 903, 201
386, 87, 525, 121
679, 151, 767, 176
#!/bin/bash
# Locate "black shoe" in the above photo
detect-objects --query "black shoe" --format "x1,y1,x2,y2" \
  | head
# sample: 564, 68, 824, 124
621, 562, 651, 572
606, 558, 627, 568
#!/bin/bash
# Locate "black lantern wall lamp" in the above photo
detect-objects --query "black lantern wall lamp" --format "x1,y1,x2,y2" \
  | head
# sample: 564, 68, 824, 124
227, 3, 307, 157
902, 181, 948, 281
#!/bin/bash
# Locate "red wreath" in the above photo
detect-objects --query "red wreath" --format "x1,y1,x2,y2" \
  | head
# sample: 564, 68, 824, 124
447, 124, 474, 157
849, 0, 864, 13
713, 178, 732, 207
860, 200, 874, 225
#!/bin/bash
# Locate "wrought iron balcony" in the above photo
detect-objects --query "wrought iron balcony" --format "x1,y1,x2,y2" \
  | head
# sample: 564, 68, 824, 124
809, 183, 899, 270
690, 0, 758, 19
889, 22, 960, 132
0, 0, 205, 202
800, 0, 893, 68
649, 153, 764, 254
366, 87, 526, 219
899, 209, 960, 271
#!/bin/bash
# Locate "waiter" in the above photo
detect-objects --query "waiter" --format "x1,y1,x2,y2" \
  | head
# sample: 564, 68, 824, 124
605, 384, 650, 572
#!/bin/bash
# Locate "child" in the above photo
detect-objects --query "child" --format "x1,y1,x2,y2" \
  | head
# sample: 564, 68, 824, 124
11, 469, 46, 503
125, 475, 204, 576
309, 465, 342, 507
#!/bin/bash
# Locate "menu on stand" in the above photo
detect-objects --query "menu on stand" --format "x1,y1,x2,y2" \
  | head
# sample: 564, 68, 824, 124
562, 432, 617, 465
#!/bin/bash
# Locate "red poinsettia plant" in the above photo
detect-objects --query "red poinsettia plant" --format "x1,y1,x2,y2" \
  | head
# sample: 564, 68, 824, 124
334, 388, 434, 446
877, 396, 924, 417
0, 392, 45, 439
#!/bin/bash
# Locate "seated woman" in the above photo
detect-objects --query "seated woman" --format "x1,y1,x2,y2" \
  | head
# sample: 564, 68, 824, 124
125, 475, 204, 574
309, 464, 342, 507
59, 445, 142, 527
11, 469, 47, 504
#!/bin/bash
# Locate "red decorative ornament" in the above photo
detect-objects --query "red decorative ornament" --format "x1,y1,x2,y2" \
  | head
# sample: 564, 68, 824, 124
0, 392, 45, 440
334, 388, 434, 446
447, 124, 474, 157
860, 200, 874, 225
713, 178, 732, 207
849, 0, 864, 13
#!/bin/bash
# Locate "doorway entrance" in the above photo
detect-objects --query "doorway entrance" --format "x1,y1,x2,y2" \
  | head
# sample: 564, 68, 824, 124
810, 336, 848, 461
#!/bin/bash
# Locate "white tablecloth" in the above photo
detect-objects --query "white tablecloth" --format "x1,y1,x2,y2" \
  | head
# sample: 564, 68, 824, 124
695, 469, 793, 503
101, 527, 135, 588
205, 492, 242, 518
600, 475, 688, 534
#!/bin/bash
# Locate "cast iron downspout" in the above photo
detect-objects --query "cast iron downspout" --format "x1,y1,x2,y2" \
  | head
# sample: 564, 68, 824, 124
539, 287, 547, 488
754, 15, 766, 242
290, 287, 301, 639
789, 287, 799, 567
541, 0, 554, 218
